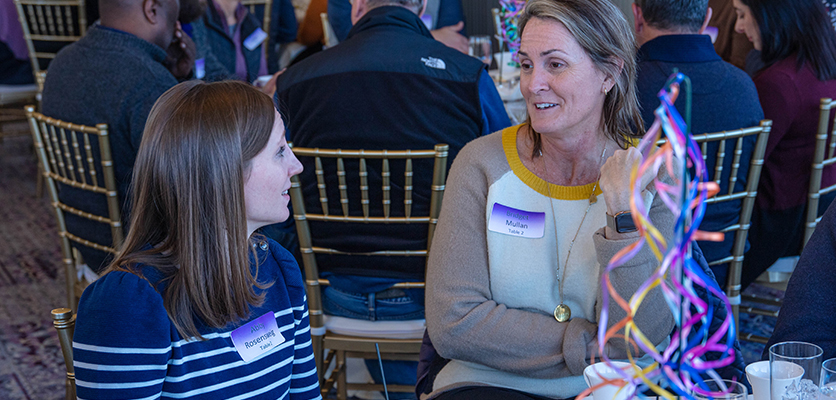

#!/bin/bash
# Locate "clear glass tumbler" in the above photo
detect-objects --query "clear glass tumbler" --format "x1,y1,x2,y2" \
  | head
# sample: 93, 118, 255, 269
691, 379, 748, 400
820, 358, 836, 399
770, 341, 824, 400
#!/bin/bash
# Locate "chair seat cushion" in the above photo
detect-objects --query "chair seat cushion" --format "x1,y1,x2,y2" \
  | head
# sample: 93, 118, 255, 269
324, 316, 425, 339
0, 84, 38, 105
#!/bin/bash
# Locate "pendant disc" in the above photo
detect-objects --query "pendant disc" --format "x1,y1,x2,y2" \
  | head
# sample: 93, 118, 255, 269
553, 304, 571, 322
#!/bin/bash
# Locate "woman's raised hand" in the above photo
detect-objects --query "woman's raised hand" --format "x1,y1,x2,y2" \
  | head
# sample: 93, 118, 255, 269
599, 147, 660, 217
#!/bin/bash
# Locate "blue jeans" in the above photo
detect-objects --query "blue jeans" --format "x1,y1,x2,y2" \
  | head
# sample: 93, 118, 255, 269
322, 276, 423, 400
322, 286, 424, 321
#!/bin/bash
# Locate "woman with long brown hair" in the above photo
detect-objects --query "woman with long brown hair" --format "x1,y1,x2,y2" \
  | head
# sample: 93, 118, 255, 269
71, 80, 320, 399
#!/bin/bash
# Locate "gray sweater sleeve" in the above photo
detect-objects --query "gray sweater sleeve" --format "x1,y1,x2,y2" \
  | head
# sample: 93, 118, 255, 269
426, 135, 675, 379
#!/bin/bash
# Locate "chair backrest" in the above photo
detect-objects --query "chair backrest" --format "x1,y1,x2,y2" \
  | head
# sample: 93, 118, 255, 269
51, 307, 76, 400
26, 106, 122, 309
288, 144, 449, 332
14, 0, 87, 75
658, 120, 772, 315
320, 13, 339, 48
805, 98, 836, 247
240, 0, 274, 48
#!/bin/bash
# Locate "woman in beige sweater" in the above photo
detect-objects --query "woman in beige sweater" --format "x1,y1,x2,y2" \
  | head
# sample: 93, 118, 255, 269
423, 0, 676, 399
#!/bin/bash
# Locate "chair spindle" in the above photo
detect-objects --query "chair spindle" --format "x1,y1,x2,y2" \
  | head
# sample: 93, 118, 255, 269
382, 158, 391, 218
359, 157, 369, 219
337, 157, 349, 216
728, 137, 743, 195
404, 157, 413, 219
315, 156, 328, 215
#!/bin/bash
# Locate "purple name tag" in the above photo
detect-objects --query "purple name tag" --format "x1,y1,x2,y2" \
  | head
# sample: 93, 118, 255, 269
230, 311, 284, 363
194, 58, 205, 79
420, 14, 433, 30
243, 27, 268, 51
488, 203, 545, 238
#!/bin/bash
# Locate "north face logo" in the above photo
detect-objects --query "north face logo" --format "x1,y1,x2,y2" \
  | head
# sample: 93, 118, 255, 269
421, 57, 446, 70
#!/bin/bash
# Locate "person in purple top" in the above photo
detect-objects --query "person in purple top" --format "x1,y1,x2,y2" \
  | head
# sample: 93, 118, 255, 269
202, 0, 268, 82
732, 0, 836, 288
0, 0, 34, 84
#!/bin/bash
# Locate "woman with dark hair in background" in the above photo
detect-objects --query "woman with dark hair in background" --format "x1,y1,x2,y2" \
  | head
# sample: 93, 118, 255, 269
733, 0, 836, 288
71, 81, 319, 399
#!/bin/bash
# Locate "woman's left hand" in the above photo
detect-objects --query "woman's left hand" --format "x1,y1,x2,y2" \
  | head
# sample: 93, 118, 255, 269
599, 147, 660, 216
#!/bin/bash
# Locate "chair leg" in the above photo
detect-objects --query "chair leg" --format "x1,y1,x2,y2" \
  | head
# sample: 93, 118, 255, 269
36, 163, 44, 198
337, 350, 348, 400
64, 257, 76, 312
313, 336, 324, 388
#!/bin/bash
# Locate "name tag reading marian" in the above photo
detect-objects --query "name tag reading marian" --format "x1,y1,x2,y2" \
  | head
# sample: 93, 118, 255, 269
230, 311, 284, 362
488, 203, 545, 238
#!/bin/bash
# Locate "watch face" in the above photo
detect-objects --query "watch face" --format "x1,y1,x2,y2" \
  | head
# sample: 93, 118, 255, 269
616, 213, 637, 233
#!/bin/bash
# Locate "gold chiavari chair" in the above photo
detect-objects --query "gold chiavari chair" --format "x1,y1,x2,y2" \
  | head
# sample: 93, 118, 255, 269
0, 84, 38, 141
14, 0, 87, 88
659, 120, 772, 343
289, 144, 449, 400
321, 13, 339, 48
26, 106, 123, 310
51, 307, 76, 400
804, 98, 836, 246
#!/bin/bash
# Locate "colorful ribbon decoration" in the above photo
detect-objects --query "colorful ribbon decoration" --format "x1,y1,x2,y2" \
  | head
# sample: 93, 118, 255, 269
577, 73, 738, 400
495, 0, 525, 64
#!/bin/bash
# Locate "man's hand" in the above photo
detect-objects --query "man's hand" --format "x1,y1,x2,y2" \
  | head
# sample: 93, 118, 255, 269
165, 22, 196, 79
430, 21, 468, 54
258, 69, 285, 97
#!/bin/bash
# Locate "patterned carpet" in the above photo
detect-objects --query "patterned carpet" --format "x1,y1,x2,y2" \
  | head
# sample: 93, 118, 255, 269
0, 134, 65, 400
0, 133, 780, 400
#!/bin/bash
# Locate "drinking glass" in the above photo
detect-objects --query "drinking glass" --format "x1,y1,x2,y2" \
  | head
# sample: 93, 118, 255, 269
691, 379, 748, 400
821, 358, 836, 399
770, 341, 824, 400
468, 36, 492, 65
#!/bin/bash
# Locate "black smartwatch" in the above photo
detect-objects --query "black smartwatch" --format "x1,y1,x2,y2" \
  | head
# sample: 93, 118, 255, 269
607, 211, 637, 233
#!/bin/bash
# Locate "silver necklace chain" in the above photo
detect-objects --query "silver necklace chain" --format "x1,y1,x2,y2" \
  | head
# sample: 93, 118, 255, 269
540, 145, 607, 322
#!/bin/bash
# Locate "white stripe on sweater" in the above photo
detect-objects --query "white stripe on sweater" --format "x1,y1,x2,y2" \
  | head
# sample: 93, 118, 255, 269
74, 361, 168, 372
165, 340, 296, 383
160, 353, 296, 398
289, 381, 320, 394
76, 377, 166, 389
73, 342, 171, 354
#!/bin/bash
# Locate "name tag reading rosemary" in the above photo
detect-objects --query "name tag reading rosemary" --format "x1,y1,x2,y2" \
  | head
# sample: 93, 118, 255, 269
488, 203, 545, 238
230, 311, 284, 362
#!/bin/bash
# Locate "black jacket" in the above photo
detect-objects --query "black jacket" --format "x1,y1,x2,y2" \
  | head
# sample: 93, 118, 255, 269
276, 6, 486, 281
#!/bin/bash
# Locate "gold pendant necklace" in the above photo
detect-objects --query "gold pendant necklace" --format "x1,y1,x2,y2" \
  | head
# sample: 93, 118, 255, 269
541, 146, 607, 323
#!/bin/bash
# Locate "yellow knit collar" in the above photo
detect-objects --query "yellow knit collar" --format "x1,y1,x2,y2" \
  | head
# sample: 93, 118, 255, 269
502, 124, 604, 200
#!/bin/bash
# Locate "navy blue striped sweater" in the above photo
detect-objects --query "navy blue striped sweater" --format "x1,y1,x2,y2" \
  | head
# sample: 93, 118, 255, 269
73, 239, 321, 399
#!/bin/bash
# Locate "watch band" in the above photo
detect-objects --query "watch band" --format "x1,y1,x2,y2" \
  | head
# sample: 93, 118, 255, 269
607, 211, 638, 233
